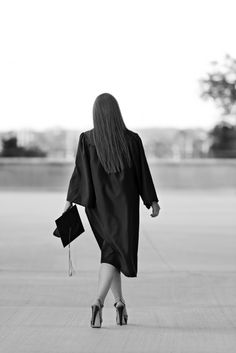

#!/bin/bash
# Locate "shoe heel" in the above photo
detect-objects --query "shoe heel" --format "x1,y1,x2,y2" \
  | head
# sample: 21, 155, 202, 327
91, 305, 102, 328
116, 305, 128, 325
116, 305, 123, 325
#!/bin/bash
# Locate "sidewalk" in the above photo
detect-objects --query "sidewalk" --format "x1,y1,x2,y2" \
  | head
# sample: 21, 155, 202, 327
0, 189, 236, 353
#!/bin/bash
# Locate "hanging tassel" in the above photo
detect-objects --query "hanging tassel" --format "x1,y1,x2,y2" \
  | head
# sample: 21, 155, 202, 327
68, 227, 75, 276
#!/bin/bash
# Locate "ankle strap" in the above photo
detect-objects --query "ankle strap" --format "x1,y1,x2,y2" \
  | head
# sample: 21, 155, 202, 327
98, 298, 104, 308
114, 298, 126, 307
114, 296, 125, 303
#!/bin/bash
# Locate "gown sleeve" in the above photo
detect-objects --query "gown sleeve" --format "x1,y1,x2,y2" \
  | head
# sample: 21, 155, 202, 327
134, 134, 159, 209
66, 132, 96, 207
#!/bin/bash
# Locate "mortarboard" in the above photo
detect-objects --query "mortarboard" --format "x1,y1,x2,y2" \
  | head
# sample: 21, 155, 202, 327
53, 204, 85, 275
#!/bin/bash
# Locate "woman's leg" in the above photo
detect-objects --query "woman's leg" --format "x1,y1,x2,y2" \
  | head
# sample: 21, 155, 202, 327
110, 268, 128, 324
93, 262, 117, 306
110, 267, 125, 303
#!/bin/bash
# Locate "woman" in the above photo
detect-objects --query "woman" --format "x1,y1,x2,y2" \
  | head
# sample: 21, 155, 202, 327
63, 93, 160, 328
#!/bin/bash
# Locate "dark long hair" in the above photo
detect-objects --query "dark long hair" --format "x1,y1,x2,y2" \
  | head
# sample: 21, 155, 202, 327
92, 93, 132, 174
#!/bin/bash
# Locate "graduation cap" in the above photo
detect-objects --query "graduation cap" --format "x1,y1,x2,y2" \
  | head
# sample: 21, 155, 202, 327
53, 204, 85, 276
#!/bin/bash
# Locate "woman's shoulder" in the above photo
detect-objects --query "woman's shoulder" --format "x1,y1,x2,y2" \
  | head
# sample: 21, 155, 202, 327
82, 128, 141, 145
125, 129, 143, 148
81, 129, 95, 146
125, 128, 140, 139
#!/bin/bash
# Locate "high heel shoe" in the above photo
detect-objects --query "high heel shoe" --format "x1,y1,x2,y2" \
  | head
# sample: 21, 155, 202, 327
114, 299, 128, 325
90, 298, 104, 328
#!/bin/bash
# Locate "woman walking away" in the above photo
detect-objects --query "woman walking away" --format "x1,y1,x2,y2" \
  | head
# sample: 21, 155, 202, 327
64, 93, 161, 328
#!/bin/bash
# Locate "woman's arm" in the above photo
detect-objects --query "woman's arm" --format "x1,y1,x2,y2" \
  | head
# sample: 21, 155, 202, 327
150, 200, 161, 217
65, 132, 96, 207
63, 200, 72, 213
134, 134, 159, 209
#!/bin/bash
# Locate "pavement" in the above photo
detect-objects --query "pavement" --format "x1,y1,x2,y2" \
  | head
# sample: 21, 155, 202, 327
0, 189, 236, 353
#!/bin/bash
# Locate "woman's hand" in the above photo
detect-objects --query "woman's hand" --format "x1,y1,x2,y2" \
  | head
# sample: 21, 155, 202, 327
63, 201, 73, 214
150, 201, 160, 217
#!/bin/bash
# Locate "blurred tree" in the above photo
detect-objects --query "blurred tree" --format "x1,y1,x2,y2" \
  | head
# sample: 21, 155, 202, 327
1, 135, 47, 157
200, 54, 236, 116
208, 122, 236, 158
200, 54, 236, 157
151, 140, 173, 158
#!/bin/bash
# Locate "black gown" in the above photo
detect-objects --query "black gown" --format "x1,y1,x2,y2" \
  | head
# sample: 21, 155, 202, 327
66, 128, 159, 277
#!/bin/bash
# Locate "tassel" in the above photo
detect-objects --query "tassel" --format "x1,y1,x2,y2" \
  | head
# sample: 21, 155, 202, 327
68, 227, 75, 276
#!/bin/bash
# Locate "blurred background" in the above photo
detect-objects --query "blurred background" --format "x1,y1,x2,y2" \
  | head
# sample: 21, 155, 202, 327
1, 1, 236, 190
0, 1, 236, 352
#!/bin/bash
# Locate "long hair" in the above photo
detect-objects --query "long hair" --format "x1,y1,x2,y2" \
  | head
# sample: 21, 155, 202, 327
92, 93, 132, 174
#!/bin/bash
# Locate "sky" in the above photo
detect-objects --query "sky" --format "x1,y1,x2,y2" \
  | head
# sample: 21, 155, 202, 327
1, 0, 236, 131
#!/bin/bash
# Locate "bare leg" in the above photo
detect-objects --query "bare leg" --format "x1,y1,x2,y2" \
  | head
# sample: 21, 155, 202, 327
93, 262, 117, 306
110, 268, 128, 323
110, 268, 125, 303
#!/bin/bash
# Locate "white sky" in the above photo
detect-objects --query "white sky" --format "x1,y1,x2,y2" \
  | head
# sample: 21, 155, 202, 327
1, 0, 236, 131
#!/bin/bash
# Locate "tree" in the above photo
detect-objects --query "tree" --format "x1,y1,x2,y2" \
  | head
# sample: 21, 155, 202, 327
200, 54, 236, 117
1, 135, 47, 157
199, 54, 236, 157
208, 122, 236, 158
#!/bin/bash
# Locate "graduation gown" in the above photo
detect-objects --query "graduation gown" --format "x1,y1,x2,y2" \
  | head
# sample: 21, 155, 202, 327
66, 128, 159, 277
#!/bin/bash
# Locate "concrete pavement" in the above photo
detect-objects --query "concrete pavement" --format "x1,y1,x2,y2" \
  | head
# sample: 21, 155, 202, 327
0, 189, 236, 352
